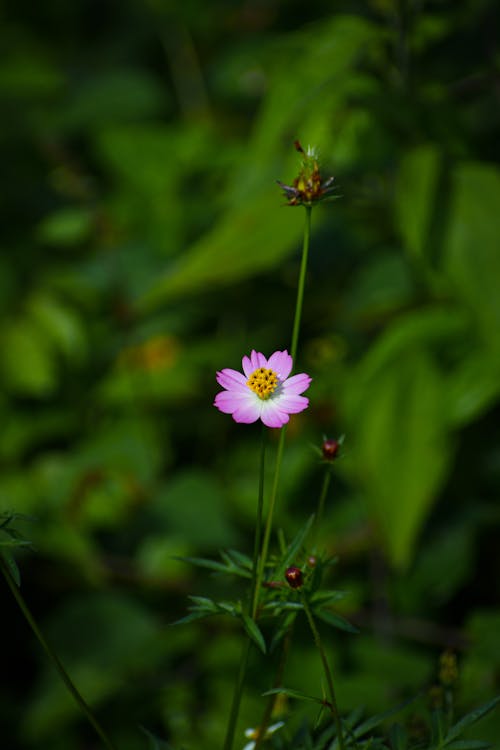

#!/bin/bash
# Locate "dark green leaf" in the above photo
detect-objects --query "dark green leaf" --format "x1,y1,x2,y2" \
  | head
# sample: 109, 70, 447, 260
315, 609, 359, 633
445, 695, 500, 743
241, 613, 266, 654
263, 687, 323, 705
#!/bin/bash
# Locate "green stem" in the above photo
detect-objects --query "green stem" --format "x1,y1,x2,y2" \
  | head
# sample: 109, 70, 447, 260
223, 426, 267, 750
255, 203, 313, 616
0, 556, 118, 750
314, 468, 331, 542
251, 425, 267, 619
290, 204, 312, 365
302, 595, 344, 750
253, 621, 295, 750
223, 638, 251, 750
255, 426, 286, 602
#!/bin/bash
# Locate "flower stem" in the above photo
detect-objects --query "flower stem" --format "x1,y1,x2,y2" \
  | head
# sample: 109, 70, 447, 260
255, 426, 286, 604
255, 203, 313, 612
314, 468, 331, 542
290, 204, 312, 365
251, 425, 267, 619
0, 556, 118, 750
302, 594, 344, 750
223, 426, 267, 750
223, 638, 251, 750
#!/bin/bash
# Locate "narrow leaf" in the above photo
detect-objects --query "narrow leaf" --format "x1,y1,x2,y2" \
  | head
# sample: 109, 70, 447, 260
1, 553, 21, 587
351, 697, 416, 739
445, 742, 492, 750
241, 613, 266, 654
445, 695, 500, 742
276, 515, 315, 577
315, 609, 359, 634
263, 687, 323, 705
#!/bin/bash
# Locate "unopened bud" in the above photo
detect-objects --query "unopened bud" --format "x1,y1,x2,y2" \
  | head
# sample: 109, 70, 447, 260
322, 438, 340, 460
285, 566, 303, 589
307, 555, 317, 568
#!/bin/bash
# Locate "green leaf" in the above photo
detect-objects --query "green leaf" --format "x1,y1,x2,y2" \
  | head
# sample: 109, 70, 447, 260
443, 163, 500, 361
1, 552, 21, 587
275, 514, 315, 578
344, 343, 454, 568
395, 144, 442, 262
315, 608, 359, 634
263, 687, 323, 705
0, 319, 57, 396
445, 742, 492, 750
310, 590, 347, 606
445, 695, 500, 743
241, 613, 266, 654
348, 698, 416, 741
389, 723, 408, 750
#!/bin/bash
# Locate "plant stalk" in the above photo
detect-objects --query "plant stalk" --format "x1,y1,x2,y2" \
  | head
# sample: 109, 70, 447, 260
223, 425, 267, 750
302, 594, 344, 750
0, 556, 118, 750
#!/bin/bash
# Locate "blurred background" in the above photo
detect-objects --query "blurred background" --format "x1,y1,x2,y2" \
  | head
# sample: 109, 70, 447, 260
1, 0, 499, 747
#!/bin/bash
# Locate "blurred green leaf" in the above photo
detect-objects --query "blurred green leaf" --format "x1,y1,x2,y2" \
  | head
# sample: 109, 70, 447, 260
443, 163, 500, 361
395, 144, 441, 262
445, 695, 500, 743
0, 320, 57, 396
37, 208, 94, 247
344, 344, 453, 568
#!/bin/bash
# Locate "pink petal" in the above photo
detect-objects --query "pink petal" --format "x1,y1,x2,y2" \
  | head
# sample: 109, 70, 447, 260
242, 350, 267, 377
267, 350, 293, 380
242, 355, 253, 378
260, 400, 290, 428
282, 373, 312, 395
276, 393, 309, 414
216, 368, 248, 391
214, 390, 254, 414
232, 400, 262, 423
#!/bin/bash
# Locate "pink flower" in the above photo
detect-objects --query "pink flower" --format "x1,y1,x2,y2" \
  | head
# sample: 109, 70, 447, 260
214, 349, 311, 428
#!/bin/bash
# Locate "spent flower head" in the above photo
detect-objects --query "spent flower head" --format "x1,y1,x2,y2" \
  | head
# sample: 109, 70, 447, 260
277, 140, 337, 206
214, 349, 311, 428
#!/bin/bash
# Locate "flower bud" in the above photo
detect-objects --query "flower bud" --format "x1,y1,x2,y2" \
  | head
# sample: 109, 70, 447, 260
322, 438, 340, 461
285, 566, 303, 589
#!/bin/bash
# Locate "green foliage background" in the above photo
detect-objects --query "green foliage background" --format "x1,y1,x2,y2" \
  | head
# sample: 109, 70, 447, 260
1, 0, 499, 747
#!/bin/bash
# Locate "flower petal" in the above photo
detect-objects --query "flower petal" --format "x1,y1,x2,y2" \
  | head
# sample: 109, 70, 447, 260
282, 372, 312, 394
214, 390, 254, 414
232, 399, 261, 423
260, 400, 290, 428
267, 350, 292, 380
276, 393, 309, 414
216, 368, 248, 391
242, 350, 268, 377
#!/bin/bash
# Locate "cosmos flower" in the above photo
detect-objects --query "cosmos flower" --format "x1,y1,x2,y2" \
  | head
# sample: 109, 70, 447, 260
243, 721, 285, 750
214, 349, 311, 429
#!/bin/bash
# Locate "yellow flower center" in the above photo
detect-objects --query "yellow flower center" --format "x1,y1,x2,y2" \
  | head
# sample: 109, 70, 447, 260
247, 367, 279, 400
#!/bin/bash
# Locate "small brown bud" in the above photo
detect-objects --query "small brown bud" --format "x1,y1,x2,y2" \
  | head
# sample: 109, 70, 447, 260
322, 438, 340, 460
285, 566, 303, 589
307, 555, 317, 568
